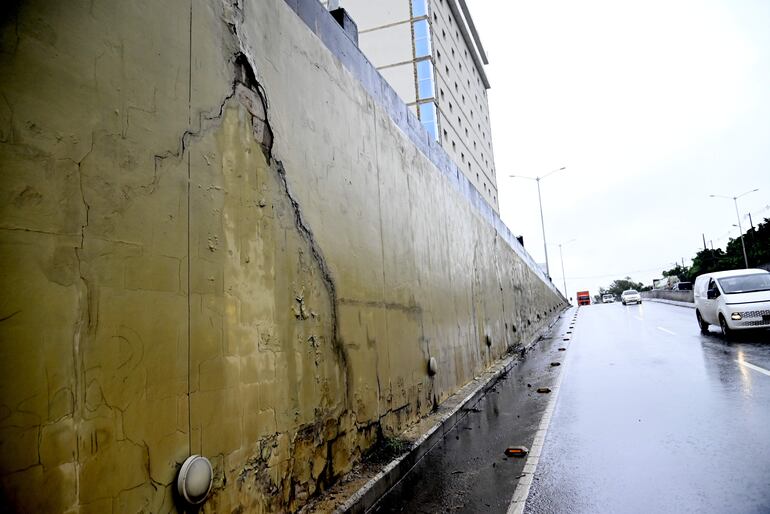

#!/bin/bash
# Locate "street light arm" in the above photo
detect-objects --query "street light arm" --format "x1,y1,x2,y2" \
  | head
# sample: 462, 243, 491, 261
539, 166, 567, 181
508, 174, 537, 181
710, 188, 760, 201
737, 188, 760, 199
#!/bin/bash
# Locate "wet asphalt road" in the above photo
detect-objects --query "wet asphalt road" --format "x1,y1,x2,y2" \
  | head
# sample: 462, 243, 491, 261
368, 302, 770, 514
371, 312, 574, 514
526, 301, 770, 514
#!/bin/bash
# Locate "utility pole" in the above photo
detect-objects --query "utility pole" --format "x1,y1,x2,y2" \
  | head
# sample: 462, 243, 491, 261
702, 233, 707, 251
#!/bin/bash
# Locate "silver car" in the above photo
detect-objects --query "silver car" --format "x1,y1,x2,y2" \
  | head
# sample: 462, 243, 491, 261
621, 289, 642, 305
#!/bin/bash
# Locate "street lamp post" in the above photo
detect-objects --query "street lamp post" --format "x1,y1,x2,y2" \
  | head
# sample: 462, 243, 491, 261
709, 188, 759, 269
557, 239, 576, 298
510, 166, 567, 278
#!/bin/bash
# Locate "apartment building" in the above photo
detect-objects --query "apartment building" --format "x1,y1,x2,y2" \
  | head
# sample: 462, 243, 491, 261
324, 0, 499, 211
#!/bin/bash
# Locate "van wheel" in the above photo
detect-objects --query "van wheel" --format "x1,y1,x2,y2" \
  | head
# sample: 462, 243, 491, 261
719, 315, 733, 340
696, 311, 709, 334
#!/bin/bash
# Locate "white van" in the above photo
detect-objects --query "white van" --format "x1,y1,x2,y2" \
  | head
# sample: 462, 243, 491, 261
693, 268, 770, 337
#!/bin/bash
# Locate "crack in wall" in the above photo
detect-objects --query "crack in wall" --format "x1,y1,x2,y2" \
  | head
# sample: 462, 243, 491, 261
229, 51, 351, 410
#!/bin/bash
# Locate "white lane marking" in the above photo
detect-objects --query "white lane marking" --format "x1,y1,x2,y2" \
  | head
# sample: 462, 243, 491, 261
736, 359, 770, 377
657, 326, 676, 335
507, 341, 568, 514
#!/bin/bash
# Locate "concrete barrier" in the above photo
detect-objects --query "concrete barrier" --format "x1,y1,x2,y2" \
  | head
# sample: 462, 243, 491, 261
642, 289, 694, 303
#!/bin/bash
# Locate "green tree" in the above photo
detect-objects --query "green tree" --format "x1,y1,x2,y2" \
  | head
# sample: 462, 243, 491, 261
745, 217, 770, 268
713, 217, 770, 270
662, 264, 692, 282
605, 277, 645, 296
689, 248, 727, 278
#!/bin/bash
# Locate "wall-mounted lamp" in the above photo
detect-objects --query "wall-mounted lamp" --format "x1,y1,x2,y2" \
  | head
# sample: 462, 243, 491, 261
177, 455, 214, 506
428, 357, 438, 376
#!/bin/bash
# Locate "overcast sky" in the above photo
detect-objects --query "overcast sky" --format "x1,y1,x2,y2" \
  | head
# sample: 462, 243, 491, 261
467, 0, 770, 298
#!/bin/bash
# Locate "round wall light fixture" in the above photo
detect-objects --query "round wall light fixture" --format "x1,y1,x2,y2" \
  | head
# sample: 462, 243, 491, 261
177, 455, 213, 505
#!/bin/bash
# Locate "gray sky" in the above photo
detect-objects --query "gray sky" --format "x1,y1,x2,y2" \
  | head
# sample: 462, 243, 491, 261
468, 0, 770, 298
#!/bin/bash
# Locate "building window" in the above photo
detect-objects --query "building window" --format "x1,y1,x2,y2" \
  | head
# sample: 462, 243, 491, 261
418, 102, 438, 141
437, 50, 441, 61
413, 19, 431, 57
412, 0, 428, 17
416, 59, 435, 99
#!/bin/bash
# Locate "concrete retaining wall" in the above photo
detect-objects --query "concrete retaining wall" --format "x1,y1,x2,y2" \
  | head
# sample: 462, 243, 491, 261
0, 0, 565, 512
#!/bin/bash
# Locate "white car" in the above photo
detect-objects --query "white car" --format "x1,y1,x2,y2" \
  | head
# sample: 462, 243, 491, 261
602, 294, 615, 303
621, 289, 642, 305
694, 269, 770, 337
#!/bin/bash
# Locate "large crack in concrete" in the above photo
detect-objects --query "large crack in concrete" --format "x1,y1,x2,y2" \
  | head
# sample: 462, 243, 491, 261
142, 7, 355, 504
222, 0, 354, 421
226, 50, 364, 512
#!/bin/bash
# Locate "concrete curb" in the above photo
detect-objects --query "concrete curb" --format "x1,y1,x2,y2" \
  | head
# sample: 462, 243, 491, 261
645, 298, 695, 309
335, 309, 569, 514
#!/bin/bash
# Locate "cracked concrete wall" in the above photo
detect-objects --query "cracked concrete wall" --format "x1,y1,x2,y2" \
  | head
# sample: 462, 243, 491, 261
0, 0, 564, 512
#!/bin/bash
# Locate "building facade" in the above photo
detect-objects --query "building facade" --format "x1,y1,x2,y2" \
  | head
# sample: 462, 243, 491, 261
325, 0, 499, 211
